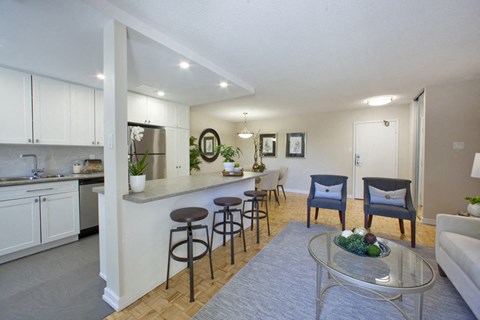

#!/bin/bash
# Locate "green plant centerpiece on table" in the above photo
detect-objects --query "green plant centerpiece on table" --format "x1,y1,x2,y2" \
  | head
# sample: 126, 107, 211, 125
216, 144, 242, 172
337, 227, 382, 257
465, 195, 480, 217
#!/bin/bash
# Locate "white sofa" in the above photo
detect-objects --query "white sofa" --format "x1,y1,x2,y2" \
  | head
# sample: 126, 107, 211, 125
436, 214, 480, 318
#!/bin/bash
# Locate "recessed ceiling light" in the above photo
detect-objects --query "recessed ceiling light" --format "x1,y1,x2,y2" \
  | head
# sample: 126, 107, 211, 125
96, 73, 105, 80
179, 61, 190, 69
219, 81, 228, 88
366, 96, 393, 106
157, 91, 165, 97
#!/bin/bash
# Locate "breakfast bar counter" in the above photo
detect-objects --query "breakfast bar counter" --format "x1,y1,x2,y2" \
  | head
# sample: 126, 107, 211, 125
122, 171, 263, 203
95, 171, 264, 311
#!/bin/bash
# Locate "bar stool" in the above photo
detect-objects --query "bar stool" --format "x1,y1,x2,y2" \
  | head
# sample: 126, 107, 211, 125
166, 207, 214, 302
211, 197, 246, 265
242, 190, 270, 243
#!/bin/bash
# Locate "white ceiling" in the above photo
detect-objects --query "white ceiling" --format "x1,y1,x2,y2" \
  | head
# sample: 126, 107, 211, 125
1, 0, 479, 122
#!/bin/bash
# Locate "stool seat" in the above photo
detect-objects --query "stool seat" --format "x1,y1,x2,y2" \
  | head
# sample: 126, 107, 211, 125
244, 190, 267, 198
214, 197, 242, 207
170, 207, 208, 223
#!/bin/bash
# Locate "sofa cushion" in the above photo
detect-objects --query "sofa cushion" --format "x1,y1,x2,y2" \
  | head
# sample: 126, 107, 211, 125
439, 231, 480, 289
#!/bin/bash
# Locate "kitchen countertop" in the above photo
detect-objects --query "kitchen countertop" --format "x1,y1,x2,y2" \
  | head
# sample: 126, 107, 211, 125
94, 171, 265, 204
0, 172, 104, 187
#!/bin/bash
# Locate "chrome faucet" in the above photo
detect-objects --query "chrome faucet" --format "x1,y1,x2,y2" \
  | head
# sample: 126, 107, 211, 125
20, 154, 44, 178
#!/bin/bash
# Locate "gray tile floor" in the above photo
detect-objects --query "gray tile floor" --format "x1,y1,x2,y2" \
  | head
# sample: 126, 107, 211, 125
0, 235, 113, 320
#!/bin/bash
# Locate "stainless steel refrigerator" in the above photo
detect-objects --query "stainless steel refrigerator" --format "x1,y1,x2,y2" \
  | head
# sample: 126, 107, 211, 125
128, 123, 166, 180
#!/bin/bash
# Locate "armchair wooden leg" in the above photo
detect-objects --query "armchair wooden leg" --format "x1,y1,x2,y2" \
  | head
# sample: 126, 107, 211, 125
307, 207, 311, 228
315, 208, 319, 220
366, 215, 373, 228
399, 219, 405, 234
411, 219, 416, 248
338, 211, 346, 231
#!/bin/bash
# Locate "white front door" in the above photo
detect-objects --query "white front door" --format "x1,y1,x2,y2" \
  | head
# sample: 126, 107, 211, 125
353, 120, 398, 198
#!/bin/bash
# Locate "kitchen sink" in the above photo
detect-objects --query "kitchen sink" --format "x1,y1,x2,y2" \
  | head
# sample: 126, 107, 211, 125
0, 174, 65, 182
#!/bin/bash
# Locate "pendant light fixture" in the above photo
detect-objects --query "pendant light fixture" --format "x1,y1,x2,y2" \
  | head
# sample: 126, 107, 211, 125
238, 112, 253, 139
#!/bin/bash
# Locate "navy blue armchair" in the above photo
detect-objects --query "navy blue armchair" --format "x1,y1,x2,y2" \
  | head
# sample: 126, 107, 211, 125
307, 175, 348, 230
363, 177, 416, 247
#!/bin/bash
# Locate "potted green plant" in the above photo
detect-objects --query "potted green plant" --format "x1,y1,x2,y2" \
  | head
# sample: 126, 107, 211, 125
128, 126, 148, 192
465, 195, 480, 217
189, 135, 202, 174
216, 144, 242, 172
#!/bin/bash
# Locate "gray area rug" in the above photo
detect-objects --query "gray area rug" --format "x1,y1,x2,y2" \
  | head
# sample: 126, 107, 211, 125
193, 221, 475, 320
0, 235, 113, 320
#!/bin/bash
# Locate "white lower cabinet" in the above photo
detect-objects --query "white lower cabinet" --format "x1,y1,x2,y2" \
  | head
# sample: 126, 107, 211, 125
0, 181, 79, 260
0, 197, 40, 256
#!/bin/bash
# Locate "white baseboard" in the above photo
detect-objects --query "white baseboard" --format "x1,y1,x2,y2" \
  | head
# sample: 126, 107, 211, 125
421, 217, 436, 225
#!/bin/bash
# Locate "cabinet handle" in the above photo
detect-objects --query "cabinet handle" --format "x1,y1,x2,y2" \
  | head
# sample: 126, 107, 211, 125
28, 138, 32, 143
42, 197, 47, 202
144, 120, 147, 123
97, 141, 100, 145
35, 139, 39, 143
27, 187, 54, 192
92, 141, 95, 145
35, 198, 39, 203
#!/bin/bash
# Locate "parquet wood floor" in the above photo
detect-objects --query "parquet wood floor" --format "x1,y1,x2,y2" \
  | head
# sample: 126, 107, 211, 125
104, 193, 436, 320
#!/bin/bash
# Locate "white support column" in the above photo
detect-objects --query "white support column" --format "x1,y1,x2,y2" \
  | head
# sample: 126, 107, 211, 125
102, 19, 128, 311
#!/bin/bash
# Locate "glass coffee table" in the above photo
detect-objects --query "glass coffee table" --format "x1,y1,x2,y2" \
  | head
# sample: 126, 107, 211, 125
308, 231, 435, 319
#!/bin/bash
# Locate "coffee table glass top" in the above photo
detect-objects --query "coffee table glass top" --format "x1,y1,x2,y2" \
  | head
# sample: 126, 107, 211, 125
309, 231, 435, 291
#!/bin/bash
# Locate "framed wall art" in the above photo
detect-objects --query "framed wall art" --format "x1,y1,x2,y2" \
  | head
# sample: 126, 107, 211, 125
260, 133, 277, 157
203, 136, 214, 155
286, 132, 306, 158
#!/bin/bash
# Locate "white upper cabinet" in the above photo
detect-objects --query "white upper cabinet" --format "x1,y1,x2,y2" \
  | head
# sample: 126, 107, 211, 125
127, 92, 147, 124
32, 75, 71, 145
146, 97, 165, 125
0, 67, 33, 144
95, 90, 104, 146
127, 91, 189, 129
165, 127, 189, 177
70, 84, 95, 146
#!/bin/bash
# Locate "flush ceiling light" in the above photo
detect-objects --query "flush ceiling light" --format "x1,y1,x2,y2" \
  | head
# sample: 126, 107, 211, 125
157, 91, 165, 97
219, 81, 228, 88
96, 73, 105, 80
366, 96, 394, 106
238, 112, 253, 139
179, 61, 190, 69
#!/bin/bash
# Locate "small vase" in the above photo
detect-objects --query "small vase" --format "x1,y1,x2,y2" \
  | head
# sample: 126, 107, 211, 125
467, 203, 480, 217
130, 175, 146, 193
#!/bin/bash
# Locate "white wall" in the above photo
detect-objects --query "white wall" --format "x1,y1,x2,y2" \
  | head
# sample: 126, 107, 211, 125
423, 78, 480, 222
0, 144, 103, 177
189, 109, 237, 173
191, 104, 412, 196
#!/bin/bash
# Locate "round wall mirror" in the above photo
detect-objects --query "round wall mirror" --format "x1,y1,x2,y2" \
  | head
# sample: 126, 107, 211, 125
199, 128, 221, 162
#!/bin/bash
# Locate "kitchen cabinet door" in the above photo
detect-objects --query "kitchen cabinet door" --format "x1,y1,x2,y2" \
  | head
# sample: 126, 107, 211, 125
32, 75, 71, 145
166, 128, 189, 177
70, 84, 96, 146
146, 97, 165, 126
0, 197, 40, 256
95, 90, 104, 146
127, 92, 147, 124
0, 67, 33, 144
176, 104, 190, 129
40, 191, 79, 244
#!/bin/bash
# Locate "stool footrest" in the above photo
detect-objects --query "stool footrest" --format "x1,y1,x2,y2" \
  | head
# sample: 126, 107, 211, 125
170, 239, 210, 263
242, 209, 268, 220
212, 221, 244, 236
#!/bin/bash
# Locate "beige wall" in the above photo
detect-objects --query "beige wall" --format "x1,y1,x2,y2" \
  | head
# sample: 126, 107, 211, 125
423, 78, 480, 222
191, 104, 413, 196
189, 109, 237, 174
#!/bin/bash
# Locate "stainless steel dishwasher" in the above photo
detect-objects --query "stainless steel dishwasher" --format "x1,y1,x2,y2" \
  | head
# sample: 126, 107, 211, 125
79, 177, 104, 238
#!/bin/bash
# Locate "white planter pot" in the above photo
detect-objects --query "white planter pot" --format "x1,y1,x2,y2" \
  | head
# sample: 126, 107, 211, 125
223, 162, 235, 172
130, 175, 146, 193
467, 203, 480, 217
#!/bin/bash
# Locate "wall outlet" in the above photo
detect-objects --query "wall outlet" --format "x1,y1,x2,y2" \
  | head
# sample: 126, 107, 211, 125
89, 154, 95, 159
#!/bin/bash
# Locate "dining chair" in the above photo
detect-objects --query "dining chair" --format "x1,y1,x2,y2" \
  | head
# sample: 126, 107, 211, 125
277, 167, 288, 200
257, 170, 280, 205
